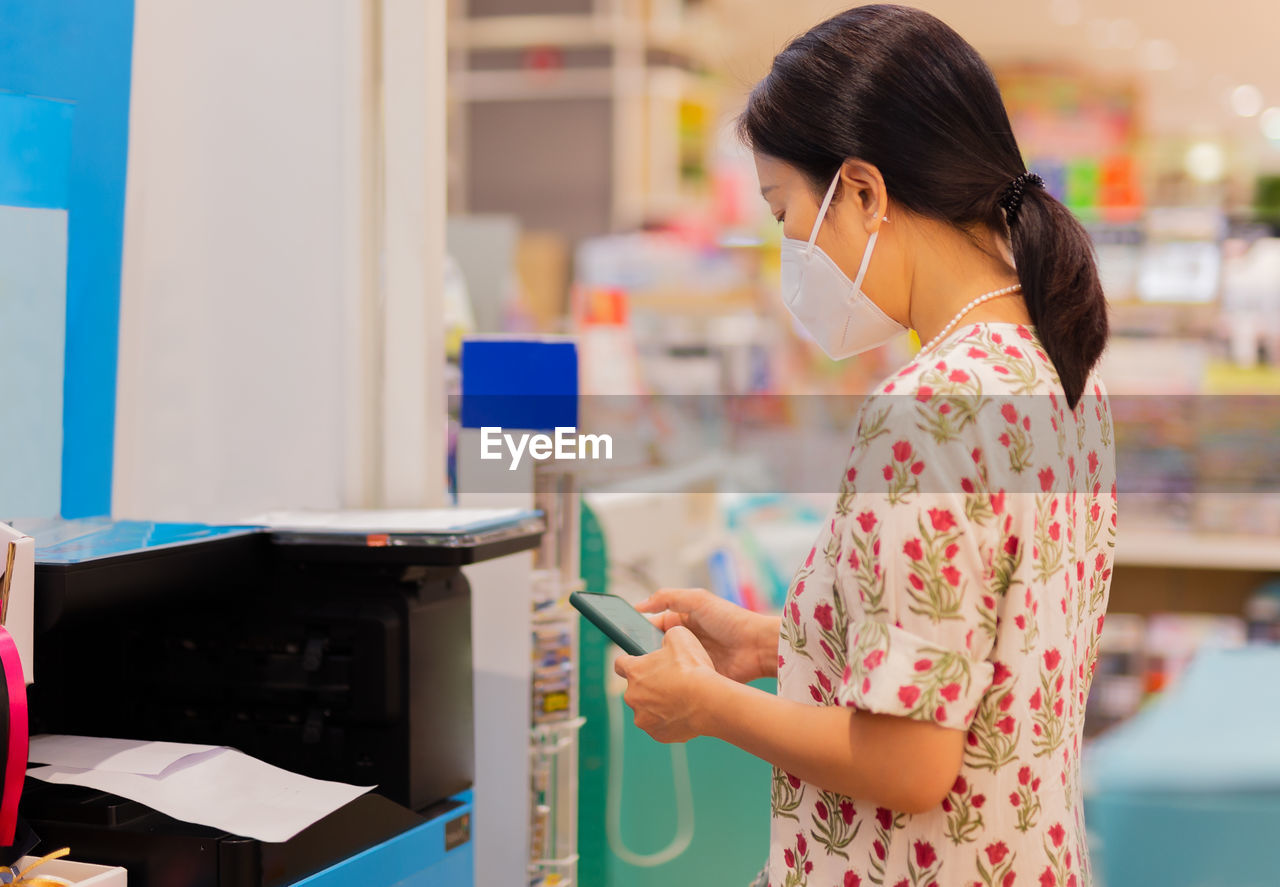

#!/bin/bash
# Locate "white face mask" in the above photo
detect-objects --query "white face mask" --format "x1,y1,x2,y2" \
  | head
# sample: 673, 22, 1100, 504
779, 171, 907, 359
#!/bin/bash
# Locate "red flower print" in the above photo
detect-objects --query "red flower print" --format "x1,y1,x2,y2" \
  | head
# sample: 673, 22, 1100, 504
892, 440, 913, 462
967, 347, 987, 359
909, 574, 925, 590
952, 775, 968, 794
972, 794, 986, 808
935, 705, 947, 721
796, 833, 807, 856
961, 477, 975, 493
884, 382, 895, 393
997, 716, 1016, 735
873, 839, 886, 861
1015, 614, 1026, 630
941, 682, 961, 702
916, 387, 934, 403
816, 800, 829, 820
892, 880, 907, 887
1054, 697, 1064, 716
998, 432, 1012, 448
1038, 467, 1055, 492
795, 580, 806, 597
910, 460, 925, 475
992, 365, 1010, 374
849, 550, 861, 570
1017, 326, 1033, 340
942, 565, 962, 586
1068, 876, 1077, 887
820, 639, 834, 660
1048, 522, 1061, 541
1000, 693, 1014, 712
857, 510, 877, 533
914, 658, 933, 672
840, 799, 855, 825
784, 848, 795, 868
842, 664, 852, 683
1001, 403, 1018, 423
1090, 502, 1101, 522
882, 465, 894, 481
787, 772, 801, 789
1005, 345, 1023, 358
1022, 416, 1031, 431
1004, 535, 1019, 555
1009, 792, 1021, 808
845, 873, 862, 887
1032, 777, 1041, 790
914, 840, 937, 869
985, 841, 1010, 865
814, 603, 834, 631
928, 508, 957, 531
934, 361, 947, 371
983, 594, 996, 609
1040, 867, 1056, 887
1003, 872, 1016, 887
876, 807, 893, 830
864, 649, 885, 670
817, 670, 832, 692
898, 685, 921, 707
809, 685, 822, 702
991, 490, 1006, 514
1088, 451, 1099, 475
778, 654, 786, 669
944, 543, 959, 560
846, 466, 857, 483
789, 601, 800, 624
941, 797, 952, 813
967, 731, 979, 747
804, 861, 813, 875
1030, 688, 1042, 710
949, 369, 969, 383
993, 661, 1012, 684
971, 447, 982, 464
1044, 649, 1061, 670
903, 538, 924, 560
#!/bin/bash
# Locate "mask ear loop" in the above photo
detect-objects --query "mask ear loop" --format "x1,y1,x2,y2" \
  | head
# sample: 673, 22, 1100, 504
804, 171, 843, 257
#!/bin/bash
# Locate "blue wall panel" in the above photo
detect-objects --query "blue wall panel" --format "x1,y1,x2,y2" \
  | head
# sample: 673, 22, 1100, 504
0, 1, 135, 517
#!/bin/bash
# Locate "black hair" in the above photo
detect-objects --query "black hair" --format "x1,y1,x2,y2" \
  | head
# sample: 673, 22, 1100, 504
739, 4, 1108, 409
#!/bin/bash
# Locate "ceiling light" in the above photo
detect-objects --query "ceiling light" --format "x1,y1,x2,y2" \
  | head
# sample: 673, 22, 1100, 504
1231, 84, 1264, 118
1140, 39, 1177, 72
1261, 107, 1280, 142
1184, 142, 1225, 183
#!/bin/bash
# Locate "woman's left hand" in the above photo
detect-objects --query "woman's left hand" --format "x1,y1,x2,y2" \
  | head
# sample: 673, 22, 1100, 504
614, 625, 720, 743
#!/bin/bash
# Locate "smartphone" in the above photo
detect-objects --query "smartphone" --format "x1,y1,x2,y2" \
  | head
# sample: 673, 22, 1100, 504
569, 591, 666, 656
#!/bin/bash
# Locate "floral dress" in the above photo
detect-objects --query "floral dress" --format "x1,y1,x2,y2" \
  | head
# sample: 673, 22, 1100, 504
769, 323, 1117, 887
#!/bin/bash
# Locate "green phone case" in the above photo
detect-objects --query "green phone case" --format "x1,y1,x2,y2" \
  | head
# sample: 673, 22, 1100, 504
569, 591, 665, 656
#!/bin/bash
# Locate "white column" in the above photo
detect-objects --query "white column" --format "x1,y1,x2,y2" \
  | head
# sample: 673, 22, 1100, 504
378, 0, 447, 509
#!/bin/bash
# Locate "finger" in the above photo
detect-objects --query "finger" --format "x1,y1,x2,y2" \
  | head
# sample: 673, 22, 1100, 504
613, 654, 634, 678
636, 587, 704, 614
648, 611, 688, 632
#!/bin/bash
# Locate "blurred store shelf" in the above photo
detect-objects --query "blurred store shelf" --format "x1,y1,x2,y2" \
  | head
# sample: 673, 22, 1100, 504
1117, 529, 1280, 571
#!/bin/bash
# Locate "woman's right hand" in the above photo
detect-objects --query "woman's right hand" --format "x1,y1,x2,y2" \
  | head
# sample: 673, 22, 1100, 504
635, 588, 780, 683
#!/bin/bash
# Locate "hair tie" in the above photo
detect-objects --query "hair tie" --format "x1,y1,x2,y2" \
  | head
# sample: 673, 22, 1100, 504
999, 172, 1044, 226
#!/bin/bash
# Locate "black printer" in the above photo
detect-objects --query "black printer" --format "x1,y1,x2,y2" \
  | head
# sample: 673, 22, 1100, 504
15, 515, 542, 886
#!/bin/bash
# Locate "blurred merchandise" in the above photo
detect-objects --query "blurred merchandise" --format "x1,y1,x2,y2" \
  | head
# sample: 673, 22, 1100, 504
1085, 648, 1280, 887
1245, 581, 1280, 643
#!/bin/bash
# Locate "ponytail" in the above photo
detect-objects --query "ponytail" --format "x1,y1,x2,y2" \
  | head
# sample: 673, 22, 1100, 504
1006, 184, 1108, 411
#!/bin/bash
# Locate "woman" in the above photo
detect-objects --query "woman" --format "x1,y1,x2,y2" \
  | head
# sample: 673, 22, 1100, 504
613, 6, 1117, 886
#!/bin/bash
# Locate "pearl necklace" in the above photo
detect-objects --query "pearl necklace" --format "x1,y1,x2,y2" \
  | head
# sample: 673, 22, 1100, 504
919, 284, 1022, 353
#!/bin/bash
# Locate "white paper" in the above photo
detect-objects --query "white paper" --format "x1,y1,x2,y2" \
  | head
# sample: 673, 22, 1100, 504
28, 741, 373, 843
246, 507, 534, 534
29, 734, 220, 776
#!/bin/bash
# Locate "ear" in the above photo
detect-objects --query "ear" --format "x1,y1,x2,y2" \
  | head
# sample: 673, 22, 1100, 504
838, 159, 890, 232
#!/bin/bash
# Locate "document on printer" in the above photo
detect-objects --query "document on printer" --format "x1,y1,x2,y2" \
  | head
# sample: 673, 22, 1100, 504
28, 735, 373, 843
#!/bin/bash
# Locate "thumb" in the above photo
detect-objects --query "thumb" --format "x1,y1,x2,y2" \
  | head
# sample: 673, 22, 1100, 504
613, 653, 635, 678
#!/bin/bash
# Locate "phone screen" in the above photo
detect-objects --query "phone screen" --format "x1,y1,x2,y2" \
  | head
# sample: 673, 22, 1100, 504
572, 592, 666, 655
